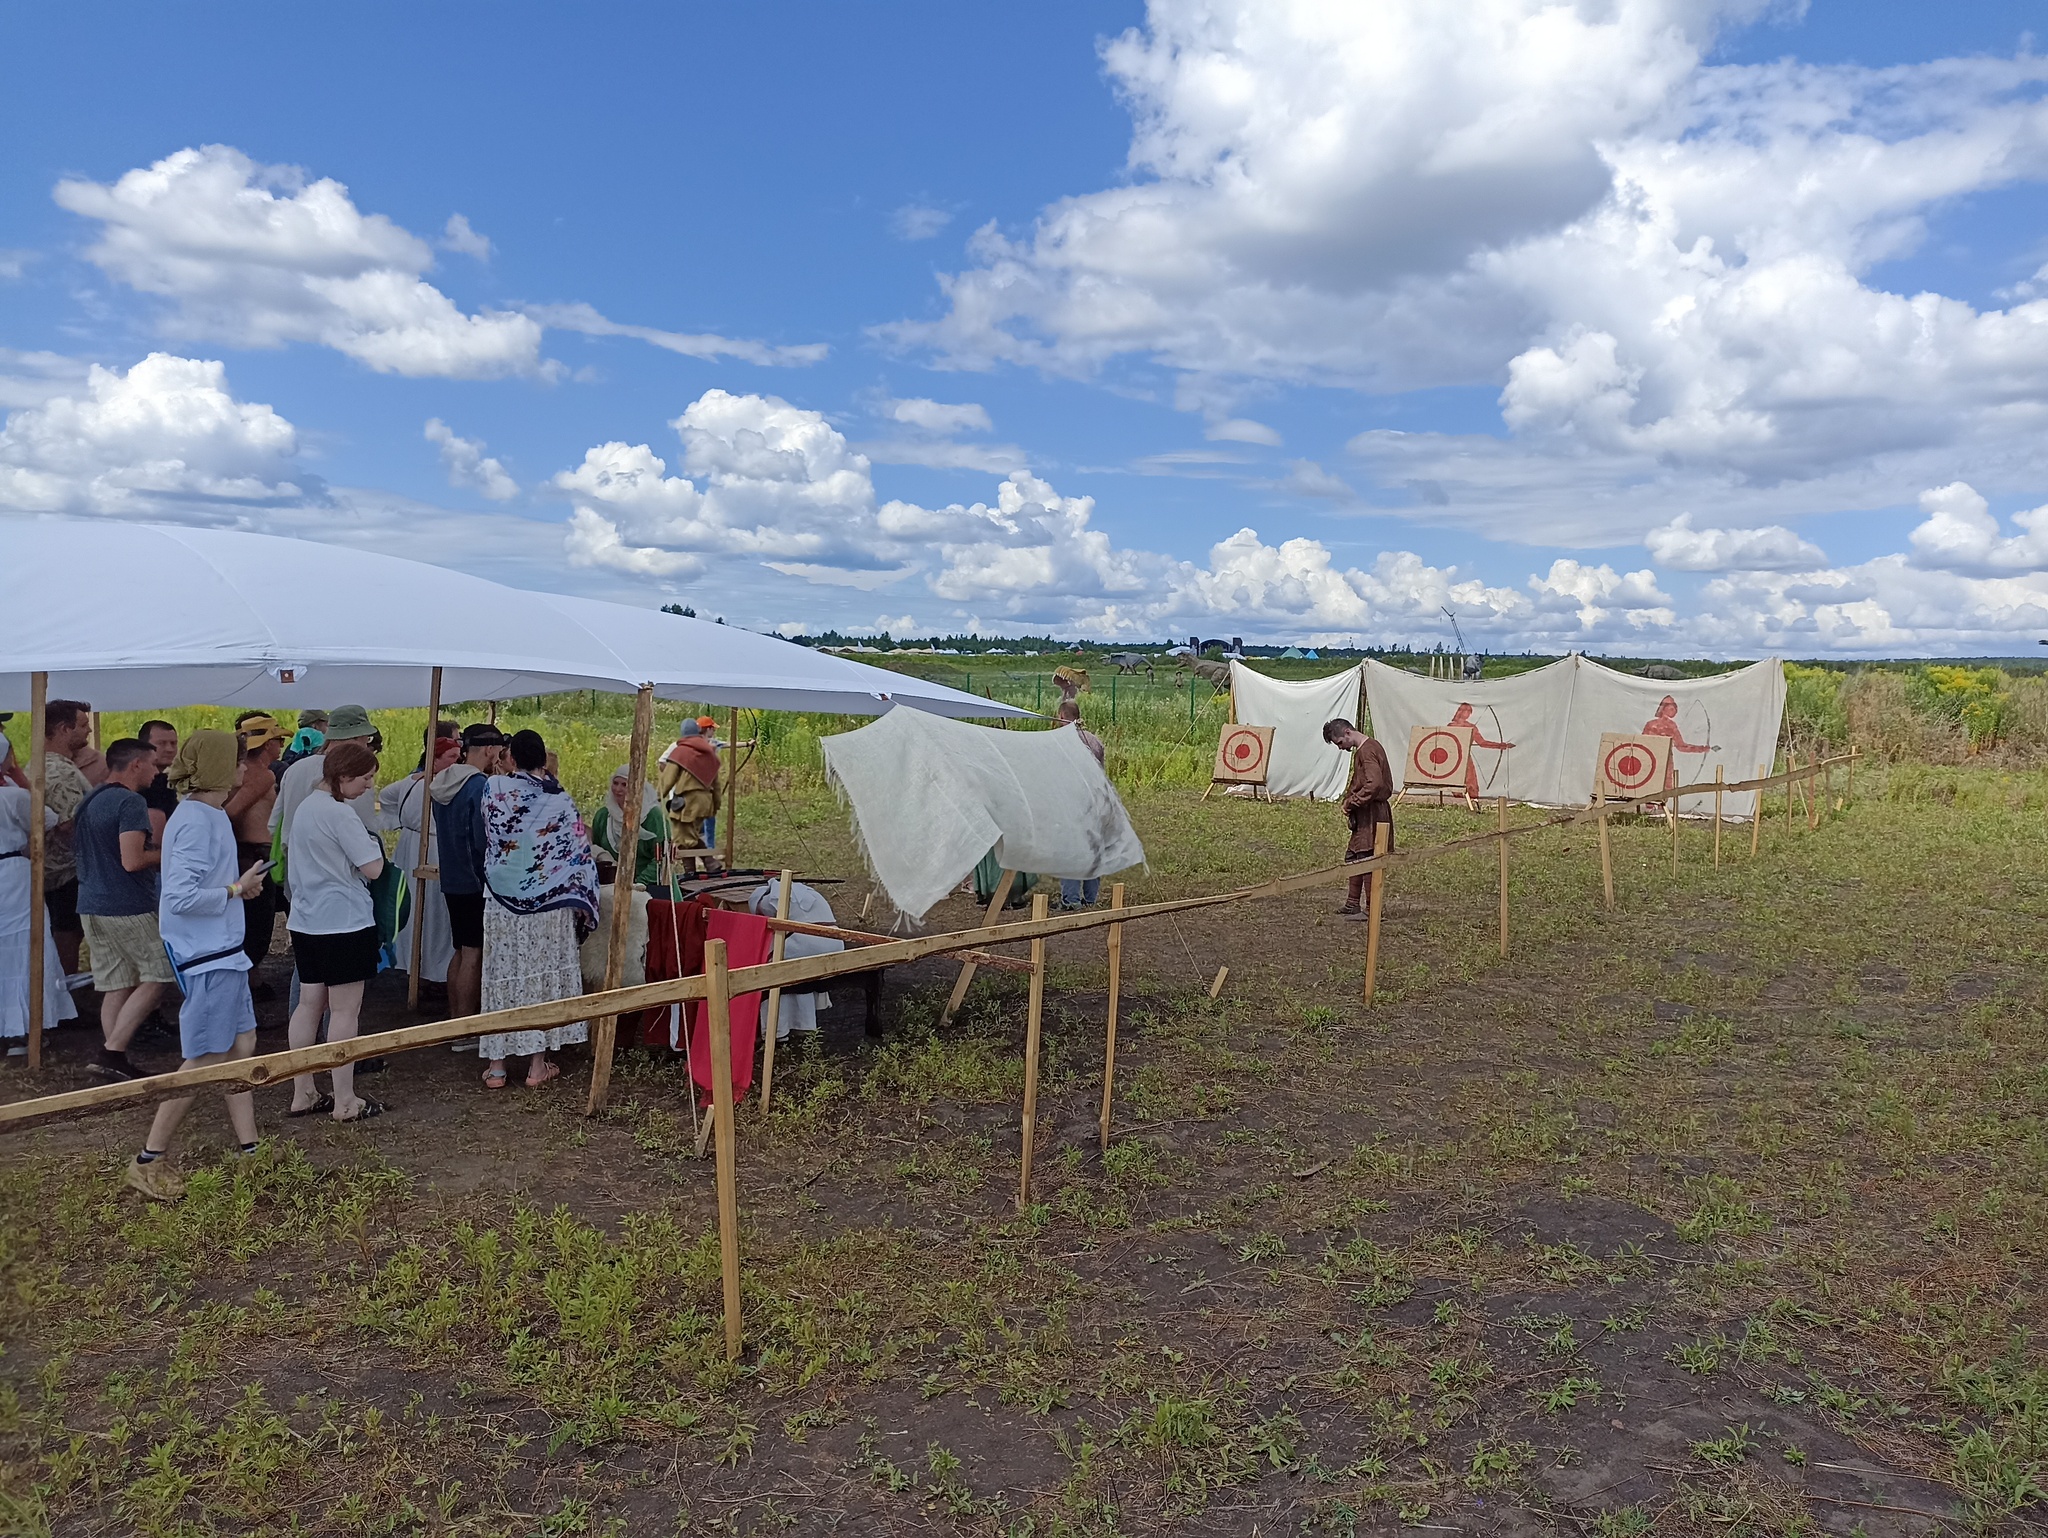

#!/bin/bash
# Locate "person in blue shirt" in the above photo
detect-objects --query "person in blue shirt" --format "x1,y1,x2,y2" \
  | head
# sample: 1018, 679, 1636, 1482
430, 723, 506, 1023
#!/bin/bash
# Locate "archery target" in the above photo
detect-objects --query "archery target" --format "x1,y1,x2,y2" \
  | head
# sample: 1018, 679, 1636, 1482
1212, 723, 1275, 785
1406, 722, 1473, 787
1597, 733, 1670, 798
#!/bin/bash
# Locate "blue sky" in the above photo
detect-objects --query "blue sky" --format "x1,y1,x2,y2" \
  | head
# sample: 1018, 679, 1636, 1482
6, 1, 2048, 656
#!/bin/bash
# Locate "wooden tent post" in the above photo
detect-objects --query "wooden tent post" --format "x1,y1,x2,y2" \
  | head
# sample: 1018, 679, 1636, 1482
1017, 890, 1049, 1210
408, 666, 443, 1011
1596, 785, 1615, 910
722, 707, 739, 872
1750, 762, 1766, 858
704, 938, 744, 1360
1808, 759, 1820, 830
940, 868, 1015, 1025
1846, 746, 1857, 802
26, 673, 47, 1069
1362, 820, 1389, 1005
585, 683, 655, 1115
756, 869, 794, 1112
1787, 751, 1797, 825
1712, 766, 1724, 867
1098, 882, 1125, 1152
1496, 796, 1509, 958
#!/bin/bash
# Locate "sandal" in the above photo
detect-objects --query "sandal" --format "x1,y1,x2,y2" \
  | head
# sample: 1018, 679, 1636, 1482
286, 1093, 336, 1118
524, 1060, 561, 1089
335, 1097, 386, 1123
482, 1067, 508, 1090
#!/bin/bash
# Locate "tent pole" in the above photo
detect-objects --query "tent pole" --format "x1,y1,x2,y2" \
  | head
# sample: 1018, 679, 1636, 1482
1750, 762, 1766, 858
940, 868, 1014, 1026
723, 707, 739, 872
1497, 796, 1509, 959
26, 673, 47, 1069
1712, 767, 1724, 867
1017, 890, 1049, 1210
1596, 785, 1614, 909
586, 683, 655, 1116
756, 868, 794, 1112
1098, 882, 1125, 1152
408, 666, 442, 1012
704, 938, 744, 1360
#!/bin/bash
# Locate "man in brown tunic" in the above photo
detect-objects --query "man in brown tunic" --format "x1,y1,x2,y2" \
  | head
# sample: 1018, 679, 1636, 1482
1323, 718, 1393, 919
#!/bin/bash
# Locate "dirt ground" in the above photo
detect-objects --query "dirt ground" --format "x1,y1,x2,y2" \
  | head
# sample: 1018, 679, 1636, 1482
1, 782, 2044, 1536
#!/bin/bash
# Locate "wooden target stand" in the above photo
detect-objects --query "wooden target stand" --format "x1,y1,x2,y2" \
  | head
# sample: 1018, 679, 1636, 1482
1203, 721, 1275, 801
1395, 722, 1481, 811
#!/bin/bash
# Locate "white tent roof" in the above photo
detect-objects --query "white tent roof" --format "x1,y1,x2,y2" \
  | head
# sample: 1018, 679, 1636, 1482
0, 520, 1025, 718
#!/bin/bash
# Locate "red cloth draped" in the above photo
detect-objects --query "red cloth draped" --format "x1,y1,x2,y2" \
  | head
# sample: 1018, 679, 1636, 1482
638, 899, 710, 1047
689, 908, 773, 1101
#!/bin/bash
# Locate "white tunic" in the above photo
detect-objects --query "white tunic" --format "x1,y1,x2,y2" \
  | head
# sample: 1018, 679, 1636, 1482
380, 774, 453, 983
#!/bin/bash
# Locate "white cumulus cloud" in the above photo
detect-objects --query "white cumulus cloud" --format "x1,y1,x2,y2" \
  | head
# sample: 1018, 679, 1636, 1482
1907, 481, 2048, 575
55, 146, 547, 379
892, 204, 954, 241
1644, 512, 1826, 572
424, 418, 518, 501
439, 214, 492, 259
0, 352, 303, 515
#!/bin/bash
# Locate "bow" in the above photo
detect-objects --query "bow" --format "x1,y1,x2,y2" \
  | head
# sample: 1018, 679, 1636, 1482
1481, 701, 1510, 794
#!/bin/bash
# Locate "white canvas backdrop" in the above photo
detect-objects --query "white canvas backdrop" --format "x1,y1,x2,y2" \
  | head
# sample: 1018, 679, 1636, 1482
821, 707, 1146, 922
1228, 661, 1363, 800
1362, 657, 1785, 818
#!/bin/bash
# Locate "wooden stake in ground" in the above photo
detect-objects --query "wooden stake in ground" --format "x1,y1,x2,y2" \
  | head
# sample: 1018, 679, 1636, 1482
1497, 795, 1509, 958
722, 707, 740, 872
1712, 766, 1724, 867
1017, 890, 1050, 1210
1847, 746, 1857, 803
940, 868, 1015, 1025
1208, 965, 1228, 998
1098, 882, 1125, 1153
703, 938, 743, 1361
1808, 758, 1821, 830
1751, 762, 1766, 858
1787, 751, 1798, 825
1669, 792, 1679, 875
585, 683, 655, 1116
407, 666, 444, 1012
26, 672, 46, 1069
756, 868, 794, 1112
1362, 819, 1389, 1005
1596, 784, 1614, 910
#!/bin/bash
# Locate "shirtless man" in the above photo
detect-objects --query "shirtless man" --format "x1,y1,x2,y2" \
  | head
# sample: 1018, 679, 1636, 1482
225, 714, 289, 970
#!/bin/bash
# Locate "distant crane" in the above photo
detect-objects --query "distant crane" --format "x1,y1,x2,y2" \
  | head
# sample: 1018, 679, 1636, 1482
1442, 607, 1482, 681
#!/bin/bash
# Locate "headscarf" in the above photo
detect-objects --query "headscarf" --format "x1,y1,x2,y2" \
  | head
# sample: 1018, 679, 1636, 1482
483, 769, 599, 921
288, 727, 325, 757
603, 763, 658, 832
166, 729, 238, 796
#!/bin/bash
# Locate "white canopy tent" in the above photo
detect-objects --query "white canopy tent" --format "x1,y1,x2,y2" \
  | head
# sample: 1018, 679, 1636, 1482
0, 521, 1023, 719
0, 518, 1024, 1091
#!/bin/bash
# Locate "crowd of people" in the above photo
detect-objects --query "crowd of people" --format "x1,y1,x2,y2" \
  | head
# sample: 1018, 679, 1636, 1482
0, 702, 736, 1201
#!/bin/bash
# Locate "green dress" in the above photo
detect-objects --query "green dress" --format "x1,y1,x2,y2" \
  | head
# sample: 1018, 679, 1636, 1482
591, 801, 666, 888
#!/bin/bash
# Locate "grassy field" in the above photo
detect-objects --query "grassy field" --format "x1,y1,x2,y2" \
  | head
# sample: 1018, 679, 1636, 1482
1, 662, 2044, 1535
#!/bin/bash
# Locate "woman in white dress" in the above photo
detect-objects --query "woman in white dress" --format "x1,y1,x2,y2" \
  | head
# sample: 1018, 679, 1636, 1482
479, 729, 599, 1090
379, 734, 459, 989
0, 778, 77, 1054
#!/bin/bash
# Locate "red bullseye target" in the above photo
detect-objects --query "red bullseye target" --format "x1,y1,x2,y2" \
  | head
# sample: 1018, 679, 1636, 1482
1603, 742, 1655, 792
1406, 725, 1471, 787
1596, 732, 1670, 798
1211, 724, 1274, 786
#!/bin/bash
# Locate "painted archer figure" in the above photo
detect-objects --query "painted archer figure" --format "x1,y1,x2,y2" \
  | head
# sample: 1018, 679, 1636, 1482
1642, 695, 1714, 796
1448, 702, 1514, 803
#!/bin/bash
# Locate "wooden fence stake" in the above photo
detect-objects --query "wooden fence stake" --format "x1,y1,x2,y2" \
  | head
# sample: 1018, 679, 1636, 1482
1018, 890, 1049, 1210
26, 672, 46, 1069
1751, 762, 1766, 858
1497, 796, 1509, 958
1098, 882, 1125, 1153
1208, 965, 1228, 999
941, 868, 1015, 1025
1807, 759, 1820, 830
1362, 820, 1389, 1005
1712, 766, 1724, 867
1669, 794, 1679, 875
586, 683, 655, 1116
1787, 751, 1797, 825
408, 666, 443, 1012
1846, 746, 1857, 803
757, 868, 794, 1112
704, 938, 743, 1361
723, 706, 740, 872
1596, 785, 1614, 910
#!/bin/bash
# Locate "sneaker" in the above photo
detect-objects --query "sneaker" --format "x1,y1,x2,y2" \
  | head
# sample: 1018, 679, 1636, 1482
1336, 904, 1361, 917
124, 1156, 185, 1202
5, 1044, 23, 1058
86, 1049, 142, 1082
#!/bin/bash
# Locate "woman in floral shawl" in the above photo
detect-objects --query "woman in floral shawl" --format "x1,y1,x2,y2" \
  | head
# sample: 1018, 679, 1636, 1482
478, 729, 598, 1090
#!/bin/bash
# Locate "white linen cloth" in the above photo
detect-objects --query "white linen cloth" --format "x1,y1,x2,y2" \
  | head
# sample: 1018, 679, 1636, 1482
749, 881, 843, 1039
0, 788, 76, 1040
381, 773, 452, 982
1227, 662, 1366, 800
820, 708, 1145, 924
1361, 656, 1787, 818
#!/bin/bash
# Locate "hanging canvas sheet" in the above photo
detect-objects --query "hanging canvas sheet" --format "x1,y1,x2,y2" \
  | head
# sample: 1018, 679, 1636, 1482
1361, 656, 1785, 819
1227, 662, 1364, 801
